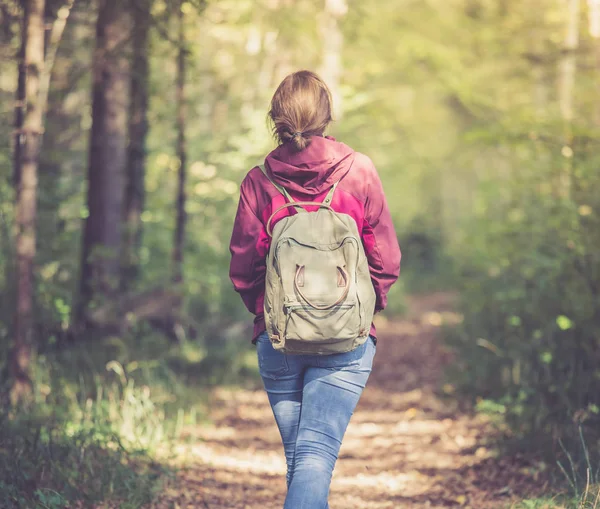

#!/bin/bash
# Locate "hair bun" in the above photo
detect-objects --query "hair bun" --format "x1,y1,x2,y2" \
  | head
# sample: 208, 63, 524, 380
292, 132, 309, 151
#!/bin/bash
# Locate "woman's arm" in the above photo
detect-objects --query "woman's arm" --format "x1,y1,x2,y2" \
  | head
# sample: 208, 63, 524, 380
229, 174, 267, 315
361, 161, 401, 312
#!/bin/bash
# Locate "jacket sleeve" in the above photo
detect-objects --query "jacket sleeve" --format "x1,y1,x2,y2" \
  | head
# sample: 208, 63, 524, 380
362, 161, 401, 312
229, 174, 266, 315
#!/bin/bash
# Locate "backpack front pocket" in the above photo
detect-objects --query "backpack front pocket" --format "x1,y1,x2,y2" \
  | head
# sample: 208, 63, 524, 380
283, 302, 360, 343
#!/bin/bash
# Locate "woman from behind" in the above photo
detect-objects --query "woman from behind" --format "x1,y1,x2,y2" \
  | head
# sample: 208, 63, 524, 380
229, 70, 401, 509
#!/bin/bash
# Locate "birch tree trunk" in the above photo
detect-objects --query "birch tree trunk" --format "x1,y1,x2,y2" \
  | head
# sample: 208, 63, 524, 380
172, 0, 187, 285
39, 0, 74, 126
38, 0, 77, 275
588, 0, 600, 36
122, 0, 150, 291
588, 0, 600, 124
318, 0, 347, 119
10, 0, 45, 405
557, 0, 580, 196
78, 0, 129, 326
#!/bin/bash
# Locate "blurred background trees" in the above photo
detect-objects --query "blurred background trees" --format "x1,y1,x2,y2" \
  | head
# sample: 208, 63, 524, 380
1, 0, 599, 505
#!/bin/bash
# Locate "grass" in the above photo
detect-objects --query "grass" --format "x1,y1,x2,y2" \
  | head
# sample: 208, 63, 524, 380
0, 321, 260, 508
0, 407, 166, 508
511, 485, 600, 509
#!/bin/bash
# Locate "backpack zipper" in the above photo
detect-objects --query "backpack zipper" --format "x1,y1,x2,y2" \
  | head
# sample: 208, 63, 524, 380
284, 303, 354, 313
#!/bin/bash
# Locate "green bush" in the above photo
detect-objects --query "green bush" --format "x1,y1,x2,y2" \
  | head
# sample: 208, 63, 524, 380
0, 400, 165, 508
0, 327, 209, 508
445, 156, 600, 468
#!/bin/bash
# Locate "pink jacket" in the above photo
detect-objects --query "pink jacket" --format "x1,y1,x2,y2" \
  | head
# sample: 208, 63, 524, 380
229, 136, 401, 342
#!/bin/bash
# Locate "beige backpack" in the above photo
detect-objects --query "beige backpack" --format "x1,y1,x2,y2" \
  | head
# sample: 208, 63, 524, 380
260, 165, 376, 354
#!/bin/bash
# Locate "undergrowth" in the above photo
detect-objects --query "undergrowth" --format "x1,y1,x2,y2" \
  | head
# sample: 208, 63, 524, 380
512, 485, 600, 509
0, 322, 259, 508
0, 411, 165, 508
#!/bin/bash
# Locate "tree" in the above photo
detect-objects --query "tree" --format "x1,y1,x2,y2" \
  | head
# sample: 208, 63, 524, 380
557, 0, 580, 195
587, 0, 600, 124
78, 0, 130, 325
122, 0, 151, 291
10, 0, 46, 404
318, 0, 347, 118
37, 0, 78, 280
172, 0, 187, 285
13, 2, 26, 189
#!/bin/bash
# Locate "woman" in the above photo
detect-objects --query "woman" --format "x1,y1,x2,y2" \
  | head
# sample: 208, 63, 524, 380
229, 70, 401, 509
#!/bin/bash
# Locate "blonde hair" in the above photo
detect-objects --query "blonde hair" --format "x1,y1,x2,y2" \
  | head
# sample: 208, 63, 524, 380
268, 70, 333, 152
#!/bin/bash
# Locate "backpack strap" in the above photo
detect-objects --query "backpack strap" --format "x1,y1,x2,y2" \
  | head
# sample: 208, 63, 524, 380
259, 163, 341, 206
258, 164, 295, 203
266, 201, 333, 237
323, 180, 339, 206
259, 163, 342, 237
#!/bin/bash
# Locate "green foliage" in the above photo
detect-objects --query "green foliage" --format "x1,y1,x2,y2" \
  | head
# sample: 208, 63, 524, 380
511, 499, 575, 509
0, 398, 164, 508
446, 144, 600, 468
0, 325, 229, 507
513, 486, 600, 509
417, 0, 600, 488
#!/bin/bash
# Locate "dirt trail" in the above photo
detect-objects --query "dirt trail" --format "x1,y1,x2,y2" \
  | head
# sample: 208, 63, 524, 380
152, 294, 548, 509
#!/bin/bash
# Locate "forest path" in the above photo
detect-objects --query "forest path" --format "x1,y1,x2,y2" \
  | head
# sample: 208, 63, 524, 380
151, 294, 548, 509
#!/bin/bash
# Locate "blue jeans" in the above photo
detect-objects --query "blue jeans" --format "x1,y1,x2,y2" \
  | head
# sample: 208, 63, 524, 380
256, 332, 376, 509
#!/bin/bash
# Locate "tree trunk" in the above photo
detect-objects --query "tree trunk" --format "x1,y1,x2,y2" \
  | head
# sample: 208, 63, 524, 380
38, 0, 77, 277
318, 0, 347, 119
529, 0, 548, 117
588, 0, 600, 37
39, 0, 74, 126
13, 2, 27, 189
10, 0, 46, 405
172, 1, 187, 285
588, 0, 600, 125
526, 0, 551, 189
121, 0, 150, 291
559, 0, 580, 122
557, 0, 580, 196
78, 0, 129, 326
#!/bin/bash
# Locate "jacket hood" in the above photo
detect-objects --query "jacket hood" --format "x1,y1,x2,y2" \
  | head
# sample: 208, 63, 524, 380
264, 136, 355, 196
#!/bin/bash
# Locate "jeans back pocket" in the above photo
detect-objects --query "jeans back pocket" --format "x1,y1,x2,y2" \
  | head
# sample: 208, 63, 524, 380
257, 334, 290, 379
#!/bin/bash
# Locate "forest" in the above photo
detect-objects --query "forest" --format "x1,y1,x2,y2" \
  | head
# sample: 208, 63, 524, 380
1, 0, 599, 507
